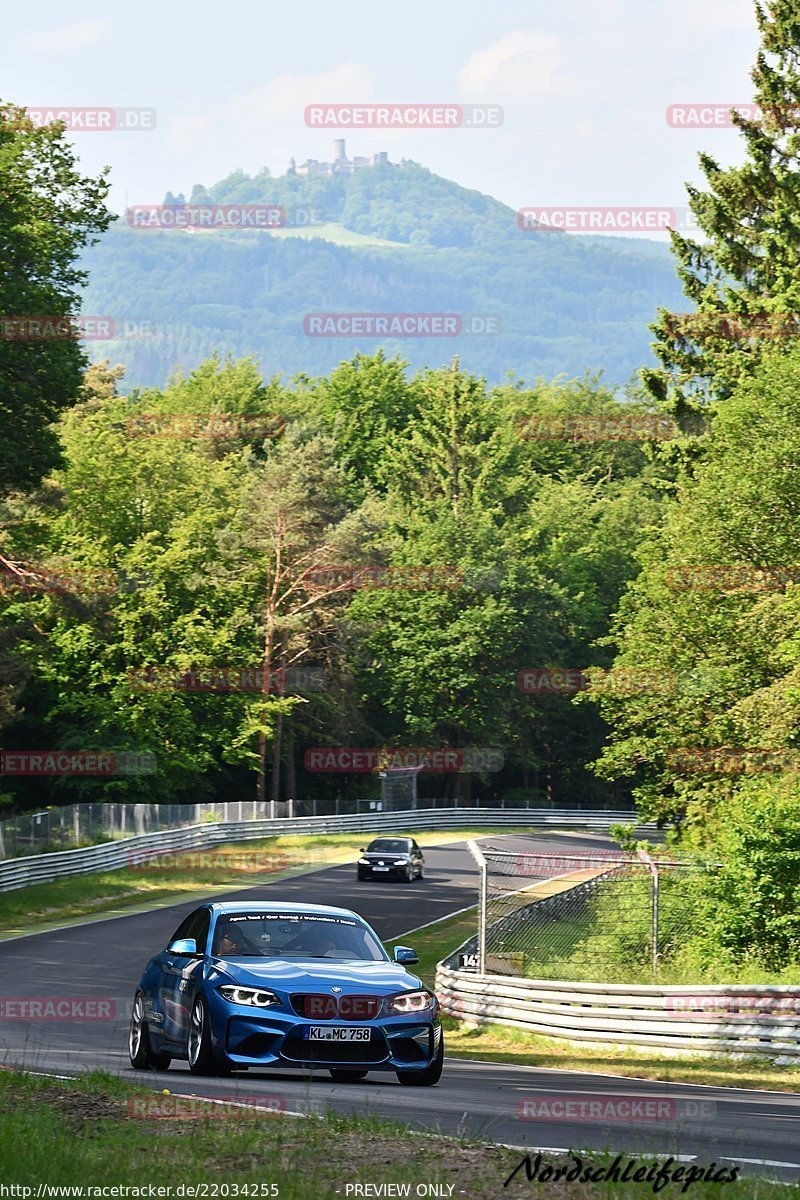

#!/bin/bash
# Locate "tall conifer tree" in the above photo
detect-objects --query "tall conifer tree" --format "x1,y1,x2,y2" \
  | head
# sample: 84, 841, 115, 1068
646, 1, 800, 420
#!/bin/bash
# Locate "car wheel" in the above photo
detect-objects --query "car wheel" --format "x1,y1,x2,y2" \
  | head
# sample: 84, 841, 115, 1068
416, 866, 424, 880
357, 872, 368, 881
402, 867, 412, 882
328, 1069, 369, 1081
129, 991, 171, 1071
188, 995, 229, 1076
396, 1035, 443, 1086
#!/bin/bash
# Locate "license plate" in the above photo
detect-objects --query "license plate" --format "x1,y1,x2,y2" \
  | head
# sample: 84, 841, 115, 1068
306, 1026, 371, 1041
373, 866, 390, 872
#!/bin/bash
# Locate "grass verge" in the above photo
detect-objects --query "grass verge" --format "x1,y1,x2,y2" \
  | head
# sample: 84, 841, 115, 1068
0, 1068, 792, 1197
398, 908, 800, 1094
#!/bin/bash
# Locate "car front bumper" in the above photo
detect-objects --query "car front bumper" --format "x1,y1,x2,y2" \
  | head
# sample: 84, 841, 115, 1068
358, 862, 411, 878
210, 1001, 441, 1071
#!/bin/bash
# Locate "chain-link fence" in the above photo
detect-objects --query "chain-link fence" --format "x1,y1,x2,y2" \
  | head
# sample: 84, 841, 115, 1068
470, 843, 703, 983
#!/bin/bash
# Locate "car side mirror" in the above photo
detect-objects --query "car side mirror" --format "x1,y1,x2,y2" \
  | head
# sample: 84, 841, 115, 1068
393, 945, 419, 965
360, 847, 366, 852
168, 938, 199, 956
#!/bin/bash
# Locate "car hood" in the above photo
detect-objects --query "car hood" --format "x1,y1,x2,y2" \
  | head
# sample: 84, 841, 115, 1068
212, 957, 422, 993
362, 853, 408, 861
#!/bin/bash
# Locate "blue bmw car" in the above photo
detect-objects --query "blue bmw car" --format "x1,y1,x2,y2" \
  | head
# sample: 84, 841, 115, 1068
128, 901, 443, 1085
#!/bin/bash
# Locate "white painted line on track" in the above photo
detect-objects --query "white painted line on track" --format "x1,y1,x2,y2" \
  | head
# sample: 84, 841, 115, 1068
167, 1089, 308, 1120
500, 1144, 698, 1162
443, 1056, 800, 1097
719, 1157, 800, 1169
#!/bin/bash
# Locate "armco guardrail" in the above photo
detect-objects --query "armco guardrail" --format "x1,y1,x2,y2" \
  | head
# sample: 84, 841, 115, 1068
435, 964, 800, 1060
437, 850, 796, 1060
0, 808, 652, 893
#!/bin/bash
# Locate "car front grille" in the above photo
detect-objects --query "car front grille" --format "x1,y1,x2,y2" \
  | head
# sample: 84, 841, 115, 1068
291, 994, 382, 1020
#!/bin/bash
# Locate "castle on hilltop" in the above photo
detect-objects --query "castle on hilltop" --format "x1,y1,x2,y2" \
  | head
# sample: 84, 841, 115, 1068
288, 140, 402, 177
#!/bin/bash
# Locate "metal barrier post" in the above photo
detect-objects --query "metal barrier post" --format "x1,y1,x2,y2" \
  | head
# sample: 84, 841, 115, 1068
467, 839, 487, 973
652, 863, 659, 977
637, 846, 659, 978
479, 858, 487, 973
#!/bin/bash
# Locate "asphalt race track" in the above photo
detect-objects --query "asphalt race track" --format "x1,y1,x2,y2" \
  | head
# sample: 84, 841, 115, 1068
1, 833, 799, 1181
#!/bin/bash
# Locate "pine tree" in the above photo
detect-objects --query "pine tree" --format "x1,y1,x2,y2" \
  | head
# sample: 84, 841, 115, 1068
645, 0, 800, 421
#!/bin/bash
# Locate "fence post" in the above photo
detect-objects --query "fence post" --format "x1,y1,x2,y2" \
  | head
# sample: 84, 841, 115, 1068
637, 846, 659, 978
478, 857, 487, 972
467, 839, 488, 974
652, 864, 659, 977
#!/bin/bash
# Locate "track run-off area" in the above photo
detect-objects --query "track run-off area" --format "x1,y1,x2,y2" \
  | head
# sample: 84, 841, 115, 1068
0, 833, 798, 1182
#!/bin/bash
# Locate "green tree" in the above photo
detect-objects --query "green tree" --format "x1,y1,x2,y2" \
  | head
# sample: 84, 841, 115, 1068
679, 779, 800, 972
645, 0, 800, 421
306, 352, 417, 492
0, 102, 112, 493
594, 347, 800, 826
219, 428, 374, 807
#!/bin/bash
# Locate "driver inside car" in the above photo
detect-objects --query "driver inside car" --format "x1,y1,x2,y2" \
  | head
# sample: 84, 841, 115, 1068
216, 925, 246, 956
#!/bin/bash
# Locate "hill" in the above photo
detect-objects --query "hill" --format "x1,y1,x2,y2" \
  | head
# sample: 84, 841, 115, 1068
81, 158, 684, 389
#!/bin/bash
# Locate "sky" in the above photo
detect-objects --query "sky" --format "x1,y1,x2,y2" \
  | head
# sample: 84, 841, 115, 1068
3, 0, 762, 231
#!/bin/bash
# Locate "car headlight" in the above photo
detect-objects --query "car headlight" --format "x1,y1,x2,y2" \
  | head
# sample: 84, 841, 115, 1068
218, 986, 279, 1008
358, 857, 371, 865
387, 990, 437, 1014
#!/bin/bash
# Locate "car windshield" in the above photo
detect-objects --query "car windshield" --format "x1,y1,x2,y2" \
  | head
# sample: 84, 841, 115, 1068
211, 912, 388, 961
367, 839, 410, 854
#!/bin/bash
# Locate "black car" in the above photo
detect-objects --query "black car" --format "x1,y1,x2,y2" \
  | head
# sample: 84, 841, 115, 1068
357, 836, 424, 882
